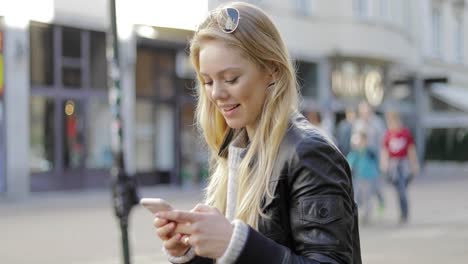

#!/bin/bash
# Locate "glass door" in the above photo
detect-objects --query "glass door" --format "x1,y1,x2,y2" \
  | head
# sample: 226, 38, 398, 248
60, 98, 87, 188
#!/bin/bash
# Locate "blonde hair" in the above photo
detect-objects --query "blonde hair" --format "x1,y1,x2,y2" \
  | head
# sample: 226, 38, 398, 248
190, 2, 299, 228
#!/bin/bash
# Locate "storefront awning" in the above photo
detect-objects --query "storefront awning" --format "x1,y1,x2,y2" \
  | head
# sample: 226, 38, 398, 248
430, 84, 468, 112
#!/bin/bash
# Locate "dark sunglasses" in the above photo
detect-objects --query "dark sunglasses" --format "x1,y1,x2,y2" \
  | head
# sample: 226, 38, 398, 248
217, 7, 241, 34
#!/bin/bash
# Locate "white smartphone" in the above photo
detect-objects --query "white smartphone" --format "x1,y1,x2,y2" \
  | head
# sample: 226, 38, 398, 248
140, 198, 174, 214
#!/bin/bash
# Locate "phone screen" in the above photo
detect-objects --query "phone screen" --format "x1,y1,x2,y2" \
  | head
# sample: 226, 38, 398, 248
140, 198, 173, 214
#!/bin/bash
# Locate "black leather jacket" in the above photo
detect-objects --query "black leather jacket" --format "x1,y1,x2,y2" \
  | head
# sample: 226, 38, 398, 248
184, 113, 361, 264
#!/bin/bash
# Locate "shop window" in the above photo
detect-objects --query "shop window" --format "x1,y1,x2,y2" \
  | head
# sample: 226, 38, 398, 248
425, 128, 468, 161
136, 49, 156, 96
136, 47, 175, 98
135, 100, 156, 171
177, 77, 196, 98
30, 23, 54, 86
29, 23, 110, 189
62, 27, 81, 58
154, 103, 175, 170
135, 100, 175, 173
154, 51, 175, 98
157, 74, 175, 98
30, 96, 55, 173
180, 101, 208, 186
90, 31, 108, 90
86, 98, 112, 169
296, 60, 318, 98
62, 67, 82, 87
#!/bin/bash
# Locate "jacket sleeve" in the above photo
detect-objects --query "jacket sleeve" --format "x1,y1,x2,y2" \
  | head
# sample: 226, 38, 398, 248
234, 136, 360, 264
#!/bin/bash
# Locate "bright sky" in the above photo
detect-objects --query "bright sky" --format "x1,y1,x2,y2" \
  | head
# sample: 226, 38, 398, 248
0, 0, 209, 30
0, 0, 54, 27
121, 0, 209, 31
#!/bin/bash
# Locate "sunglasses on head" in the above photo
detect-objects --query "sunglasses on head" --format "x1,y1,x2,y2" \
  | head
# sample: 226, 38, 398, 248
217, 7, 241, 34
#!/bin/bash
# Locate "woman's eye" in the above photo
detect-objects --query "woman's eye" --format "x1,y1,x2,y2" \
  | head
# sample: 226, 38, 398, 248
226, 77, 239, 84
203, 81, 213, 86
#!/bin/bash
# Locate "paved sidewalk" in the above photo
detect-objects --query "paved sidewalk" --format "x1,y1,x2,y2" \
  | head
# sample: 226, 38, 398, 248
1, 186, 204, 264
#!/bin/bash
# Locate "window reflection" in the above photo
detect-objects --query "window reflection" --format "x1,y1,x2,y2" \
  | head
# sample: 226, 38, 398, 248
135, 100, 156, 171
62, 67, 82, 87
30, 96, 55, 173
86, 99, 112, 169
90, 31, 107, 90
135, 100, 175, 172
62, 100, 84, 169
136, 48, 175, 98
180, 102, 208, 186
296, 61, 318, 98
62, 27, 81, 58
30, 23, 54, 86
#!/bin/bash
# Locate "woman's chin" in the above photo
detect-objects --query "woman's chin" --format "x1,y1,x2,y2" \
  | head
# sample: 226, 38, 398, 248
225, 119, 244, 130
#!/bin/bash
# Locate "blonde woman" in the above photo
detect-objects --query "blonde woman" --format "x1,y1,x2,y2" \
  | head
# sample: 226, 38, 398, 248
154, 2, 361, 263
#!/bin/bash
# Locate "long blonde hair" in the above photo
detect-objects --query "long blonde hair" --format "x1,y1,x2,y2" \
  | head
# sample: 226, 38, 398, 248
190, 2, 299, 228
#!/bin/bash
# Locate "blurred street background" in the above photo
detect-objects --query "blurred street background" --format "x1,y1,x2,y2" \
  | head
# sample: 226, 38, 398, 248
1, 163, 468, 263
0, 0, 467, 263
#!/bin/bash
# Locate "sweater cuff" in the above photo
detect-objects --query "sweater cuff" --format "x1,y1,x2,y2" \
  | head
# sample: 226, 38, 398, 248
163, 246, 196, 263
217, 219, 249, 264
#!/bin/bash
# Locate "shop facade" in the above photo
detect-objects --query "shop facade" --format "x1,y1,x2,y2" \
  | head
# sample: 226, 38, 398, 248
27, 22, 201, 191
1, 0, 467, 198
1, 20, 203, 197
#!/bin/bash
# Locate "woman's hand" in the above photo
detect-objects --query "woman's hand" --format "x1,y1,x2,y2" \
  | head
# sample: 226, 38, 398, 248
154, 217, 191, 257
156, 204, 234, 259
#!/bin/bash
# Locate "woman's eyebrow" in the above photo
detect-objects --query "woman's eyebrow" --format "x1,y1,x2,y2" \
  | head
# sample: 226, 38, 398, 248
200, 67, 242, 77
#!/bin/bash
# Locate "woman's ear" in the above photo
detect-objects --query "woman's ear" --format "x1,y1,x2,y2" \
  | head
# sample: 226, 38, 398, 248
266, 62, 279, 85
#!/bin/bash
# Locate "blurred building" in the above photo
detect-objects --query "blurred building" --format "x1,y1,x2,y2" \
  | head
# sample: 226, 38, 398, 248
252, 0, 468, 163
0, 0, 467, 197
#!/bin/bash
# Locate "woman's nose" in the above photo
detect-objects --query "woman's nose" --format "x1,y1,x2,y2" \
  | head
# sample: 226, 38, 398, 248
211, 82, 227, 100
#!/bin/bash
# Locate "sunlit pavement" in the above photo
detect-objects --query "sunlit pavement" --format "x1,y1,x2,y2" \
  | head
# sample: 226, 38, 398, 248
359, 172, 468, 264
1, 163, 467, 264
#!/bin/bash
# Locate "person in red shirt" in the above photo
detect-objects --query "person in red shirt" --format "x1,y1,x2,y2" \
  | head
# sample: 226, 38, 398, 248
381, 111, 420, 224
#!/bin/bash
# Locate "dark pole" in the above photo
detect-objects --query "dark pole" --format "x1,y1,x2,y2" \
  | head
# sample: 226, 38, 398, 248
108, 1, 139, 264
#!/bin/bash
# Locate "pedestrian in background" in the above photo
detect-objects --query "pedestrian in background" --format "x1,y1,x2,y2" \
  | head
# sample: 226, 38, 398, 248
352, 101, 386, 157
336, 107, 356, 156
306, 110, 335, 141
347, 131, 384, 224
152, 2, 361, 263
381, 111, 420, 224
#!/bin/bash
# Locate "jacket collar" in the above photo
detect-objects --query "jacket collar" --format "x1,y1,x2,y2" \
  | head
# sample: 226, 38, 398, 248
218, 128, 250, 158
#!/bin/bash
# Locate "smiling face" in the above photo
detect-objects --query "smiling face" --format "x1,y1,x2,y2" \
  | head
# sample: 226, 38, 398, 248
199, 39, 272, 136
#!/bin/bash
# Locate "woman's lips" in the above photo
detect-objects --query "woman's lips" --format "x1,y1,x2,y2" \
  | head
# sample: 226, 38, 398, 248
221, 104, 240, 116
